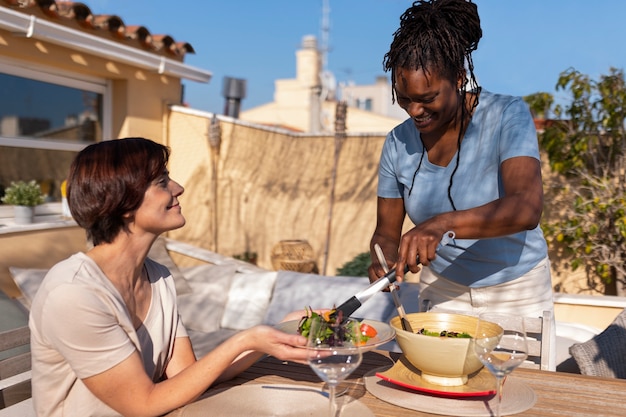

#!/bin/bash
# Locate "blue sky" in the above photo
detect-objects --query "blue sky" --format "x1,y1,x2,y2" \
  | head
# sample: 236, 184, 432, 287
90, 0, 626, 115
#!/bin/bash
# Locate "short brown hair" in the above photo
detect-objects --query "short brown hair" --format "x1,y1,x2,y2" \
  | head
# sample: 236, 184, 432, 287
67, 137, 170, 245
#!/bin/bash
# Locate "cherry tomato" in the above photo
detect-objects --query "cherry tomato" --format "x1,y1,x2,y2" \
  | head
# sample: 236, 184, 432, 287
323, 310, 334, 321
360, 323, 378, 338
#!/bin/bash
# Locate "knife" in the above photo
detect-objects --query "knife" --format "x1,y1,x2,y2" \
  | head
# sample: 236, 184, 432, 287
330, 231, 456, 321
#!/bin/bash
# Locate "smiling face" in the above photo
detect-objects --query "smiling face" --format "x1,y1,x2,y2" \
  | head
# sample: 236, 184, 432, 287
133, 169, 186, 234
394, 67, 463, 139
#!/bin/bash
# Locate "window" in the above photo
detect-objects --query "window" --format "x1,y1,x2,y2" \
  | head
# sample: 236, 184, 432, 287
0, 58, 111, 206
0, 72, 102, 142
356, 97, 373, 111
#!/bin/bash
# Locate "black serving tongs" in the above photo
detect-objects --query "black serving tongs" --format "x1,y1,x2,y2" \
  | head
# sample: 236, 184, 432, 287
329, 231, 456, 324
329, 263, 409, 322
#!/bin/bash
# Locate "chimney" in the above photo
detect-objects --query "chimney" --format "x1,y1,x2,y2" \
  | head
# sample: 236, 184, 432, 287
221, 77, 247, 118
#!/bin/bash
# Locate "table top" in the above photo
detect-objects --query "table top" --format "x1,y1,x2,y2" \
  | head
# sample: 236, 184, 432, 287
170, 350, 626, 417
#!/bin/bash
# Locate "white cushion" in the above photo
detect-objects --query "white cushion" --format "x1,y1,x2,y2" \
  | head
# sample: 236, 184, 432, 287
8, 267, 48, 310
220, 271, 278, 330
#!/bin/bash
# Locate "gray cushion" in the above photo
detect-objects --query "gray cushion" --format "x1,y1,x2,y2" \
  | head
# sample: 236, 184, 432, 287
187, 329, 240, 358
148, 237, 193, 295
569, 309, 626, 379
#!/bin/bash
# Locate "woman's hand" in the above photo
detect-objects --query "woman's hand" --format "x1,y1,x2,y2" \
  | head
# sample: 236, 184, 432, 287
245, 325, 309, 364
396, 223, 448, 273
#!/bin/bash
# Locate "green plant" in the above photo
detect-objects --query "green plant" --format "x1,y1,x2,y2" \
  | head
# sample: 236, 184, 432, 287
336, 251, 371, 277
1, 180, 45, 207
523, 92, 554, 119
537, 67, 626, 295
233, 251, 258, 265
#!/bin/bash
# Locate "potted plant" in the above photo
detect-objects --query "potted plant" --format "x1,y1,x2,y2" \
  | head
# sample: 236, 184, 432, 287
1, 180, 45, 224
233, 250, 258, 265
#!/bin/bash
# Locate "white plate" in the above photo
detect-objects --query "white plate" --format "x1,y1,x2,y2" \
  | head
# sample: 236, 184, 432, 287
174, 384, 374, 417
276, 318, 395, 352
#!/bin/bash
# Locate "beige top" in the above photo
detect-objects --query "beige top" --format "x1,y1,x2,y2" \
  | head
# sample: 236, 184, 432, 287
29, 253, 187, 417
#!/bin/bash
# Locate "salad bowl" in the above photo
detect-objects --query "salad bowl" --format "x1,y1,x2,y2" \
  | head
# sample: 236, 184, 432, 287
391, 312, 502, 386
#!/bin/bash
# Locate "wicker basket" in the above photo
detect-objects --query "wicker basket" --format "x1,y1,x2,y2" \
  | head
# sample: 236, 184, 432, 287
270, 240, 316, 273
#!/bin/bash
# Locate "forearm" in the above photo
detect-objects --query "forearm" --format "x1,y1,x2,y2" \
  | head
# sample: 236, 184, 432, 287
110, 332, 254, 417
370, 197, 406, 264
137, 327, 307, 416
434, 192, 543, 240
158, 331, 253, 401
214, 350, 265, 384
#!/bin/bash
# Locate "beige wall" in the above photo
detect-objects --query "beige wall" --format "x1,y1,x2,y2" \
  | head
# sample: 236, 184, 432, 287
167, 108, 383, 276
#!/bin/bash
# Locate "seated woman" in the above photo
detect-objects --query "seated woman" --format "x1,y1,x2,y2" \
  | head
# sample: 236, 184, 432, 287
29, 137, 309, 417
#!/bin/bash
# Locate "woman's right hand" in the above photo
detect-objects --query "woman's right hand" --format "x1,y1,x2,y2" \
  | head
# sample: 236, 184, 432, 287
248, 325, 309, 364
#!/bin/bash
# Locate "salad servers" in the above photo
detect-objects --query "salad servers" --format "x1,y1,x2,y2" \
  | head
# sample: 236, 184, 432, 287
375, 243, 414, 332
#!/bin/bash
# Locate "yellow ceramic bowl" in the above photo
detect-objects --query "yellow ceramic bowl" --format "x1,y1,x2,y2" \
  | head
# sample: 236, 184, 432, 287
391, 312, 502, 387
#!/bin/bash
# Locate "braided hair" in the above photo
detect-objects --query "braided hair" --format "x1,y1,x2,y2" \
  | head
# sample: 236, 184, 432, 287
383, 0, 482, 210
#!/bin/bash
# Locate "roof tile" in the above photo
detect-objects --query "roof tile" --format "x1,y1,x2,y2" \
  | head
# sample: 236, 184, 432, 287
1, 0, 194, 60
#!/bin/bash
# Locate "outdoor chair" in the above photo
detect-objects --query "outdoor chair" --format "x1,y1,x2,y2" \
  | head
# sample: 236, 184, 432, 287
569, 308, 626, 379
0, 325, 34, 416
521, 310, 553, 371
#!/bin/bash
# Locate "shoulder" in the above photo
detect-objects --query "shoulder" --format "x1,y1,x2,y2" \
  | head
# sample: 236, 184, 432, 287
384, 118, 419, 152
31, 255, 126, 332
389, 117, 416, 138
477, 90, 529, 114
37, 253, 104, 296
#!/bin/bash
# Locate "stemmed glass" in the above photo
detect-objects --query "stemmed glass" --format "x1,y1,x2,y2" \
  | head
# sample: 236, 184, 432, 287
474, 313, 529, 417
306, 316, 363, 417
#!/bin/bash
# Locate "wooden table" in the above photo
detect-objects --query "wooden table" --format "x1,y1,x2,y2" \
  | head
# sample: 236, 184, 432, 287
171, 350, 626, 416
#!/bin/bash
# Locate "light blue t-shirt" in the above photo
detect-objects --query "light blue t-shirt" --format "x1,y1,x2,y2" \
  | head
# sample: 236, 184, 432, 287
378, 90, 548, 287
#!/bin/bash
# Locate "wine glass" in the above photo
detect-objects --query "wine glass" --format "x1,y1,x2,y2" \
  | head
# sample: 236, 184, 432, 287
306, 316, 363, 417
474, 313, 529, 417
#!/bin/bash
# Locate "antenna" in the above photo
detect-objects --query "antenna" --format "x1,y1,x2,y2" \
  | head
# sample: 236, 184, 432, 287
320, 0, 330, 71
319, 0, 336, 101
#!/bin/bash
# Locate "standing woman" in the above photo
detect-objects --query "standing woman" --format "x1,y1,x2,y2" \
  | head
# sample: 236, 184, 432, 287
29, 138, 309, 417
368, 0, 556, 369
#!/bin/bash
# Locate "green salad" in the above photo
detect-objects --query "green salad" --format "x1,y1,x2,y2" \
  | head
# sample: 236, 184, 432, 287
297, 307, 378, 345
417, 328, 472, 338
